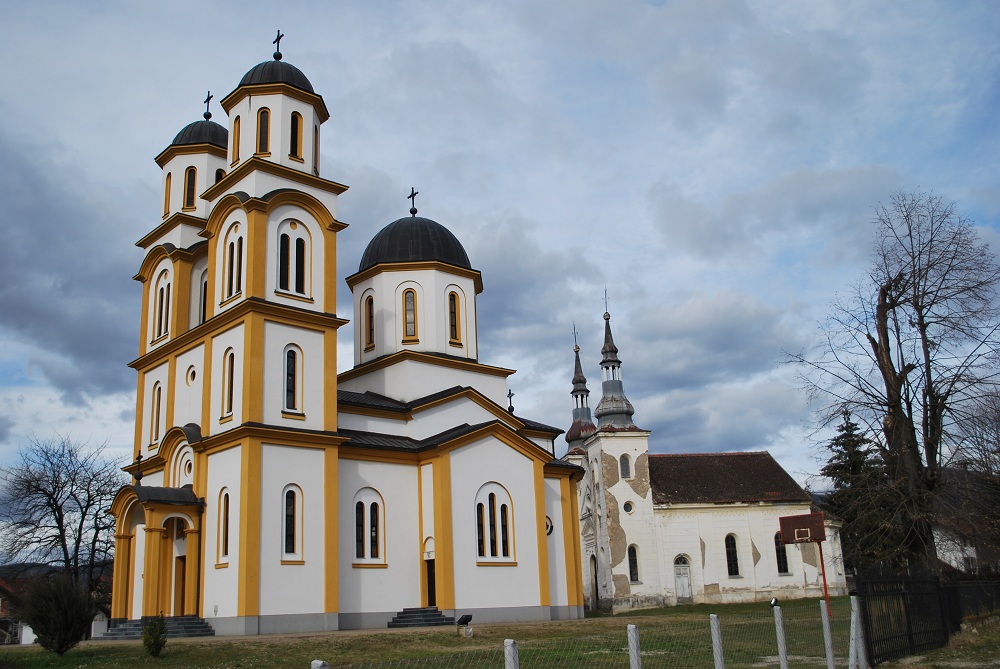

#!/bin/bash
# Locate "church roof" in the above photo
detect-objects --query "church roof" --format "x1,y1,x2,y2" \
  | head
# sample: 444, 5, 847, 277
169, 118, 228, 150
359, 215, 471, 271
134, 484, 202, 506
239, 58, 315, 94
648, 452, 810, 505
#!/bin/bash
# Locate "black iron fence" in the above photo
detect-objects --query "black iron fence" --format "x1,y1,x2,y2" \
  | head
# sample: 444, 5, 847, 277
855, 569, 1000, 665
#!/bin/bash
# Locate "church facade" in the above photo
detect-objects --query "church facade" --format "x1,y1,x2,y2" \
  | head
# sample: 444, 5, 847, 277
108, 49, 584, 635
563, 315, 847, 612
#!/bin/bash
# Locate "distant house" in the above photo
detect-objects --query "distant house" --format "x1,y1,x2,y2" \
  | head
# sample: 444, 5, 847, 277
933, 467, 1000, 576
562, 314, 848, 612
0, 562, 111, 644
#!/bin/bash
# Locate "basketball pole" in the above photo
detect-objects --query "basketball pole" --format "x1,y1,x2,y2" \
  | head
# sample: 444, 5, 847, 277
817, 540, 831, 617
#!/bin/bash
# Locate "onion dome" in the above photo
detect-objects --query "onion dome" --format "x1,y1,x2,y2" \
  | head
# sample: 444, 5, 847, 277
239, 57, 315, 94
359, 216, 472, 272
169, 118, 228, 150
566, 345, 597, 445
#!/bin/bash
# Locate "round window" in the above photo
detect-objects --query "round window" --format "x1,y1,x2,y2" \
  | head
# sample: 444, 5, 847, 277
186, 366, 197, 385
184, 461, 193, 476
623, 502, 634, 513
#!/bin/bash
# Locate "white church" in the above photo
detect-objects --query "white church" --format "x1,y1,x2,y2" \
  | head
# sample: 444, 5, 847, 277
108, 47, 585, 635
563, 314, 848, 612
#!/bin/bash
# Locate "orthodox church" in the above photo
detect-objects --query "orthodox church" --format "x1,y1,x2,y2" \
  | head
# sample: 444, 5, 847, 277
563, 314, 848, 612
108, 47, 584, 635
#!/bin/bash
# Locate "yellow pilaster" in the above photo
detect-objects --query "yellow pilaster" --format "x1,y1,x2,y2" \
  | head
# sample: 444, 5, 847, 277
111, 533, 133, 619
183, 528, 201, 616
432, 455, 454, 610
534, 461, 551, 607
323, 329, 338, 431
243, 312, 265, 423
323, 219, 338, 314
245, 208, 268, 298
170, 256, 192, 334
561, 476, 584, 607
201, 342, 214, 435
323, 445, 339, 614
142, 523, 167, 617
237, 439, 262, 617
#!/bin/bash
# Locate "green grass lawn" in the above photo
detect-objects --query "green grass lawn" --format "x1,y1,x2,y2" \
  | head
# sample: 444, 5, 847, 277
0, 597, 993, 669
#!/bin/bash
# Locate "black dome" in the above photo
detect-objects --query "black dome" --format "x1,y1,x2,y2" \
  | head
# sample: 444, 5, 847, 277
170, 119, 228, 149
239, 59, 315, 94
359, 216, 472, 272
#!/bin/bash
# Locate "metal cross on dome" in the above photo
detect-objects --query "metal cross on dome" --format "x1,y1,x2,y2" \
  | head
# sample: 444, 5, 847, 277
408, 187, 419, 215
203, 91, 213, 120
273, 30, 284, 51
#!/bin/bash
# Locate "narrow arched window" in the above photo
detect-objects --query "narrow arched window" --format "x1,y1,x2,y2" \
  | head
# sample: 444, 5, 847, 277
198, 270, 208, 324
163, 172, 171, 217
313, 125, 319, 174
476, 503, 486, 557
370, 501, 380, 559
628, 545, 640, 582
257, 108, 270, 154
725, 534, 740, 576
183, 166, 197, 209
283, 487, 298, 556
235, 237, 243, 293
775, 532, 789, 574
153, 270, 171, 340
232, 116, 241, 164
225, 227, 244, 300
403, 289, 418, 341
364, 296, 375, 350
475, 483, 514, 560
276, 223, 310, 296
278, 233, 290, 291
448, 291, 461, 344
223, 348, 235, 416
219, 489, 231, 560
283, 346, 301, 412
500, 503, 509, 557
289, 112, 303, 158
355, 501, 365, 559
488, 492, 498, 557
294, 238, 306, 293
150, 382, 163, 444
620, 454, 631, 479
353, 488, 384, 563
215, 168, 225, 183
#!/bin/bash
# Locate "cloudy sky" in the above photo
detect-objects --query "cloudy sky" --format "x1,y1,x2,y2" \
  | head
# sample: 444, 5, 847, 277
1, 0, 998, 486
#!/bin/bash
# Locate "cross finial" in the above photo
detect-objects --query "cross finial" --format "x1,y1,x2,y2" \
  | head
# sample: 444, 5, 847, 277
604, 287, 610, 313
134, 453, 144, 485
273, 30, 284, 60
507, 388, 515, 414
408, 187, 419, 216
572, 322, 579, 347
203, 91, 213, 120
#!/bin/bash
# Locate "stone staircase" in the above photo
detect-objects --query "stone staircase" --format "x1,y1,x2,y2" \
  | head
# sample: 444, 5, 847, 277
387, 606, 455, 628
100, 615, 215, 640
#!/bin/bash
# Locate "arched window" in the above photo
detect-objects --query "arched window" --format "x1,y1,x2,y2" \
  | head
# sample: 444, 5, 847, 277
215, 168, 225, 183
183, 166, 197, 210
283, 345, 302, 413
448, 291, 461, 344
289, 112, 303, 159
628, 545, 640, 582
620, 454, 632, 479
153, 270, 171, 340
276, 222, 309, 296
725, 534, 740, 576
162, 172, 171, 217
313, 125, 319, 175
402, 289, 418, 342
475, 483, 513, 561
257, 108, 270, 154
198, 270, 208, 325
218, 488, 231, 561
222, 348, 235, 417
231, 116, 241, 164
775, 532, 789, 574
364, 296, 375, 350
150, 382, 163, 444
353, 488, 384, 563
224, 225, 244, 300
282, 485, 302, 558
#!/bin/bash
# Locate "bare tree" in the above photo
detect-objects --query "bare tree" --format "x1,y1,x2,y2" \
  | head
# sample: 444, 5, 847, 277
0, 437, 126, 593
794, 191, 1000, 572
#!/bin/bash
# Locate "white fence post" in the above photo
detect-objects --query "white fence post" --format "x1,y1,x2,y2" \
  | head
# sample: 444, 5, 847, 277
710, 614, 725, 669
820, 600, 835, 669
849, 596, 869, 669
772, 605, 789, 669
504, 638, 520, 669
627, 623, 642, 669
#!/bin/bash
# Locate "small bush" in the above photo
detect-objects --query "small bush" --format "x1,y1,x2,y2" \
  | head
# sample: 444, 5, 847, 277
16, 574, 97, 656
142, 612, 167, 657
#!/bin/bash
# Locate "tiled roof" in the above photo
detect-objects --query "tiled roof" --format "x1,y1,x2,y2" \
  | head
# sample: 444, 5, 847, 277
648, 452, 810, 505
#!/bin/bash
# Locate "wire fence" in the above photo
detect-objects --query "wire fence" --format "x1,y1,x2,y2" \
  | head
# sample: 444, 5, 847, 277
328, 597, 867, 669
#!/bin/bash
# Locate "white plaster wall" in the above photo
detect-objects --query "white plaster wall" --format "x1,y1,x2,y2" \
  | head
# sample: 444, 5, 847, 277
206, 167, 339, 216
544, 477, 568, 607
141, 362, 169, 453
339, 359, 509, 406
258, 444, 326, 616
188, 256, 209, 329
264, 206, 327, 312
173, 344, 205, 429
209, 324, 245, 435
337, 459, 421, 613
450, 438, 540, 610
203, 446, 242, 619
421, 463, 435, 554
336, 412, 407, 435
142, 222, 205, 253
407, 400, 503, 440
162, 150, 227, 220
225, 93, 322, 177
262, 321, 324, 430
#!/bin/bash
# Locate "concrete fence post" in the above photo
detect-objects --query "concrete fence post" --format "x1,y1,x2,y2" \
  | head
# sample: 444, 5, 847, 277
710, 614, 725, 669
772, 605, 789, 669
627, 623, 642, 669
504, 638, 520, 669
820, 600, 835, 669
849, 596, 869, 669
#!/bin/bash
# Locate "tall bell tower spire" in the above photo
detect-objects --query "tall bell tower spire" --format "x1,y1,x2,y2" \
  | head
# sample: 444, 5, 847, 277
566, 327, 597, 449
593, 311, 636, 429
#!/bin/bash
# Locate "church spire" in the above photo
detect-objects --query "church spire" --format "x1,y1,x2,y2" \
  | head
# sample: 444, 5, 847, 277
593, 311, 636, 429
566, 342, 597, 448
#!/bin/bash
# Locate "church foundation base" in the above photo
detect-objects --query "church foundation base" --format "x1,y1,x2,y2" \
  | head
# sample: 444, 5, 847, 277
208, 613, 339, 635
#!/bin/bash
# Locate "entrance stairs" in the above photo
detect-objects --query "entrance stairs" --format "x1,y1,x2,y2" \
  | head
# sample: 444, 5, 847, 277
387, 606, 455, 628
100, 615, 215, 640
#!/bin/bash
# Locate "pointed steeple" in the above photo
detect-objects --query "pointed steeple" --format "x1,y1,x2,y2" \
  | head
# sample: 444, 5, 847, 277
594, 312, 636, 429
566, 344, 597, 447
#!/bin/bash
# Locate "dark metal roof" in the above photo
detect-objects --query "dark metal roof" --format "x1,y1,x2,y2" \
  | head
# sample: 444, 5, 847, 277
338, 390, 409, 412
170, 119, 228, 149
134, 484, 202, 506
648, 452, 810, 505
359, 216, 471, 271
239, 59, 315, 94
519, 417, 563, 434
